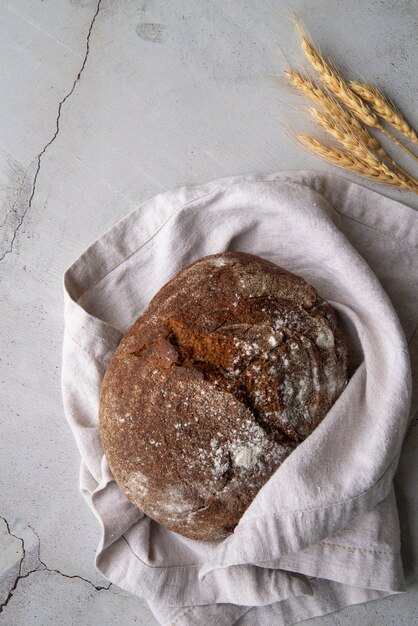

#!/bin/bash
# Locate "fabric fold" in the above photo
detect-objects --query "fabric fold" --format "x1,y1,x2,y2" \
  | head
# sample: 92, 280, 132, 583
62, 171, 417, 625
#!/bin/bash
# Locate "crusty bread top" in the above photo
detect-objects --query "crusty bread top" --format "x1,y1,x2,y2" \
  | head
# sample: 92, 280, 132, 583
99, 252, 348, 540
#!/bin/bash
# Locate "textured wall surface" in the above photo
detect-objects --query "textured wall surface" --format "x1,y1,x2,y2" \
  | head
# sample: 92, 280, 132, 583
1, 1, 417, 624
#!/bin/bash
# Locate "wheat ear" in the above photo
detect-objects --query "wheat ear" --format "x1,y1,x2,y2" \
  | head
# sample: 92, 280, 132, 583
349, 81, 418, 144
297, 135, 418, 194
285, 71, 418, 186
308, 107, 418, 188
286, 71, 381, 150
296, 27, 378, 126
297, 25, 418, 162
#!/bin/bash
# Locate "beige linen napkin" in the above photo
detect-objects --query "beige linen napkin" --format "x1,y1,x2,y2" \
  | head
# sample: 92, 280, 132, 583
62, 171, 417, 625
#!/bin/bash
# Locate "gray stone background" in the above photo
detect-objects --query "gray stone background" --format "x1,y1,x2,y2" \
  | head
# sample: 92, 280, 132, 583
0, 1, 417, 624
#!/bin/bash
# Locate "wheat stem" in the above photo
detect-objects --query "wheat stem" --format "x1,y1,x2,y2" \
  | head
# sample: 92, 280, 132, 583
379, 127, 418, 163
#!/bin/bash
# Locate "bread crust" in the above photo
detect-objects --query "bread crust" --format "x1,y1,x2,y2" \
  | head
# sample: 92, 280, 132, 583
99, 252, 348, 541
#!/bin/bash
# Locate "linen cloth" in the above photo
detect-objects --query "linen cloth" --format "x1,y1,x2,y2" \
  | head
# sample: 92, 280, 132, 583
62, 171, 418, 625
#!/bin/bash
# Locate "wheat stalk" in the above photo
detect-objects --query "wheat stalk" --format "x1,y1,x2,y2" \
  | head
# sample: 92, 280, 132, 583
307, 107, 418, 187
295, 26, 378, 126
286, 71, 380, 150
309, 108, 372, 153
285, 70, 323, 104
297, 135, 418, 194
285, 71, 418, 186
296, 23, 418, 163
349, 81, 418, 144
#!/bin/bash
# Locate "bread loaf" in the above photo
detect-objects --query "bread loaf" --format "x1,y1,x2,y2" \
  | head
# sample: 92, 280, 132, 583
99, 252, 348, 541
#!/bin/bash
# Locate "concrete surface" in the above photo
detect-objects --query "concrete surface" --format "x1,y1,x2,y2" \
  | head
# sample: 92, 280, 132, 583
0, 0, 417, 624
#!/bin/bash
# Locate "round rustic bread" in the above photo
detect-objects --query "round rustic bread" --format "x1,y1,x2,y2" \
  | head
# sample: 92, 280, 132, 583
99, 252, 349, 541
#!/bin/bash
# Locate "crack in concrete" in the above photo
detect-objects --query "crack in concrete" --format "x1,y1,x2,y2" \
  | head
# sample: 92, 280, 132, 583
27, 523, 112, 592
0, 516, 26, 612
27, 523, 43, 566
0, 0, 102, 262
0, 516, 24, 553
0, 516, 111, 614
40, 563, 112, 592
0, 569, 39, 614
0, 516, 27, 613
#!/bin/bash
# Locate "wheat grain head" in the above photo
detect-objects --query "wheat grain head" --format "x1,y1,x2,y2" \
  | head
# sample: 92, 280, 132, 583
293, 22, 379, 128
285, 70, 324, 104
308, 108, 366, 152
308, 106, 418, 187
286, 71, 382, 152
286, 70, 418, 187
349, 81, 418, 144
296, 134, 415, 191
